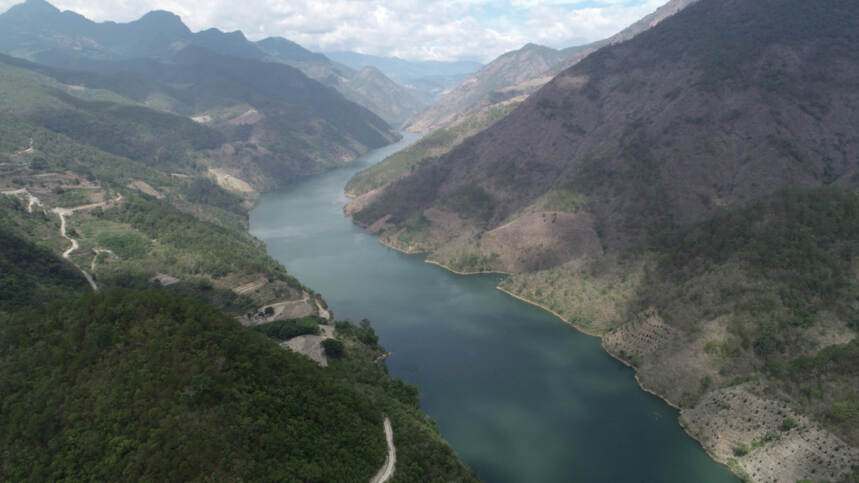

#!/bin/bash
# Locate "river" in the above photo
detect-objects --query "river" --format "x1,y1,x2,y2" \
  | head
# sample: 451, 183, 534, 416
249, 134, 737, 482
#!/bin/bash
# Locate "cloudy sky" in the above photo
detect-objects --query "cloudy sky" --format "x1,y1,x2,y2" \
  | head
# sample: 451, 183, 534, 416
1, 0, 669, 62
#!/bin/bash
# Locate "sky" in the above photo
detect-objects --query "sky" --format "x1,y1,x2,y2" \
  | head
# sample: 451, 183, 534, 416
0, 0, 669, 62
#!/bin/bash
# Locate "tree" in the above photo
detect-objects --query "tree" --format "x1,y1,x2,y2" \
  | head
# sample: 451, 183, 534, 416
321, 339, 344, 358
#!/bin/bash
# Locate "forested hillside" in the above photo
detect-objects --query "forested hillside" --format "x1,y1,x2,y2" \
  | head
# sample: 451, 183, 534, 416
0, 289, 476, 481
0, 4, 476, 478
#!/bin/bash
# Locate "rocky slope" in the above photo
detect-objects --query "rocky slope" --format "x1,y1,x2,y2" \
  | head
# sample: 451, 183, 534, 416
405, 0, 698, 134
350, 0, 859, 480
405, 43, 566, 134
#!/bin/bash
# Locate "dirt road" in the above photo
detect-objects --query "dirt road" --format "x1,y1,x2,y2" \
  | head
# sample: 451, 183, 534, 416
369, 417, 396, 483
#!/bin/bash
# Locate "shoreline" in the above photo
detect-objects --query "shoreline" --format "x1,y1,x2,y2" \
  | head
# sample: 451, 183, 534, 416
376, 237, 513, 276
378, 237, 707, 417
469, 273, 733, 476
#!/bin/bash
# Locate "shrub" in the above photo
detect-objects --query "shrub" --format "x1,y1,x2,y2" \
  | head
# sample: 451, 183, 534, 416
321, 339, 345, 358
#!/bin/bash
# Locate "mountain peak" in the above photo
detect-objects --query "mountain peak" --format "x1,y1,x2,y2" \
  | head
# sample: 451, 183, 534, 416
198, 27, 247, 41
520, 43, 553, 52
134, 10, 190, 35
5, 0, 60, 16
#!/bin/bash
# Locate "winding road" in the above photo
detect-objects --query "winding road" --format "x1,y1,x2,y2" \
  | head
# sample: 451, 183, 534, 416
50, 194, 123, 292
2, 188, 43, 213
369, 417, 396, 483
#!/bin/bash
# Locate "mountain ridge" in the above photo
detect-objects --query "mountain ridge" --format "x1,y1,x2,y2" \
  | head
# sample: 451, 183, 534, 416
0, 0, 424, 126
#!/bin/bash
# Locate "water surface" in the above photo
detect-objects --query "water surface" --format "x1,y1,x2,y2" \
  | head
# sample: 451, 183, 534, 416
250, 134, 736, 482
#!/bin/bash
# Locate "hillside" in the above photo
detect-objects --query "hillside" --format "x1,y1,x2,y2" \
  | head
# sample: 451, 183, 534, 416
339, 66, 427, 128
405, 43, 566, 134
0, 217, 89, 313
0, 0, 424, 128
349, 0, 859, 480
0, 48, 399, 191
346, 101, 520, 198
325, 51, 482, 103
405, 0, 697, 134
0, 21, 476, 481
0, 288, 477, 481
257, 38, 426, 127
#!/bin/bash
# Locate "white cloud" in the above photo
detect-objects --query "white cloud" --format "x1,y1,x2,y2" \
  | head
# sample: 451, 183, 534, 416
0, 0, 670, 62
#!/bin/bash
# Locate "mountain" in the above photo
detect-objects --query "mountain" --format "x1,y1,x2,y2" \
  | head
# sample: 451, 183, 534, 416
341, 66, 428, 128
406, 43, 566, 133
256, 38, 426, 127
326, 51, 482, 84
406, 0, 698, 134
349, 0, 859, 480
325, 51, 482, 102
0, 49, 398, 191
0, 0, 423, 127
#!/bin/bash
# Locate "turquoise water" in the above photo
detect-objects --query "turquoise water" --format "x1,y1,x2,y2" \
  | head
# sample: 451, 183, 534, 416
249, 134, 737, 482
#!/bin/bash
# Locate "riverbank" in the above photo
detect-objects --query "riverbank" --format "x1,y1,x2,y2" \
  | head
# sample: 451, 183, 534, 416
376, 236, 732, 474
424, 257, 857, 482
360, 187, 742, 480
377, 236, 512, 276
489, 279, 729, 466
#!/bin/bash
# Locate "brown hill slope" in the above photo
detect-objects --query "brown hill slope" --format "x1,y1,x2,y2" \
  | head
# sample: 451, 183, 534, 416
351, 1, 859, 480
405, 43, 565, 134
356, 0, 859, 260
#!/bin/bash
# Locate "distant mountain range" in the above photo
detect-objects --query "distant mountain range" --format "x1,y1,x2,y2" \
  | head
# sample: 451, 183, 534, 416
406, 0, 697, 133
0, 0, 428, 126
326, 51, 482, 103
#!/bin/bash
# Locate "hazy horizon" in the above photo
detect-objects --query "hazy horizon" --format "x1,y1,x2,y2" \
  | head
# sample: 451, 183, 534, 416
0, 0, 671, 63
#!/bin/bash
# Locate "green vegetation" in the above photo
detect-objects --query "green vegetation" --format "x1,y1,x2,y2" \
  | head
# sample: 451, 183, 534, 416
0, 225, 88, 313
322, 319, 478, 482
442, 184, 496, 223
251, 316, 321, 341
447, 252, 501, 273
0, 288, 476, 481
321, 338, 345, 358
0, 289, 385, 481
183, 177, 245, 215
82, 220, 151, 259
104, 193, 291, 283
0, 62, 222, 172
0, 113, 172, 188
0, 18, 478, 481
543, 188, 588, 213
652, 188, 859, 330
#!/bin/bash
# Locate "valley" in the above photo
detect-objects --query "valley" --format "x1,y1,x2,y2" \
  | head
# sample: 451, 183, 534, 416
0, 0, 856, 480
250, 134, 737, 482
